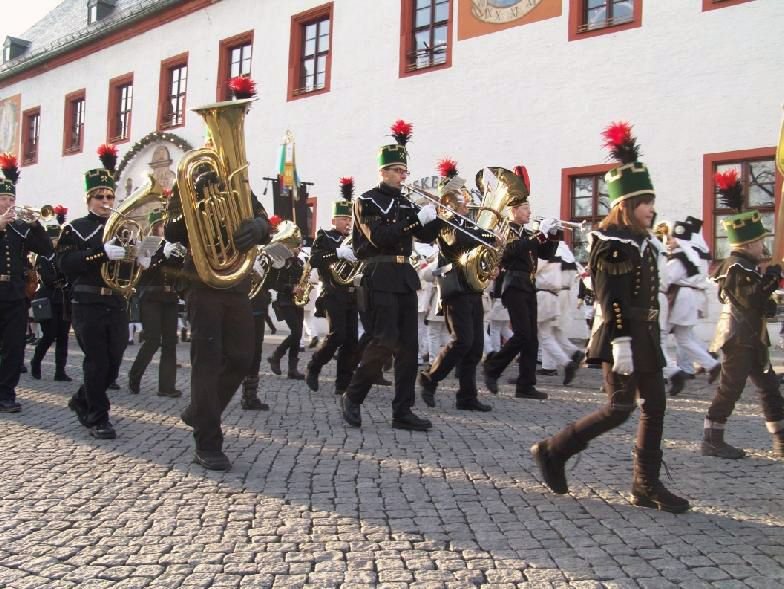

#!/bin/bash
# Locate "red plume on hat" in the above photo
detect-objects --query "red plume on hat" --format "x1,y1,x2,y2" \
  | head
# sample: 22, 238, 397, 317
0, 153, 20, 185
437, 158, 458, 179
97, 143, 118, 172
513, 165, 530, 193
228, 75, 257, 99
339, 177, 354, 201
390, 119, 413, 146
601, 121, 640, 165
268, 214, 283, 229
715, 169, 743, 212
53, 204, 68, 215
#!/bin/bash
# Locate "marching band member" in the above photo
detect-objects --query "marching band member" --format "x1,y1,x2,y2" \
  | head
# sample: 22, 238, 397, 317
339, 120, 440, 431
419, 159, 495, 411
166, 77, 272, 470
30, 222, 72, 382
420, 253, 449, 365
702, 170, 784, 459
306, 178, 360, 395
57, 145, 132, 438
531, 123, 689, 513
267, 240, 306, 380
667, 220, 720, 390
482, 166, 559, 399
413, 241, 436, 364
128, 210, 185, 398
0, 154, 53, 413
486, 275, 512, 354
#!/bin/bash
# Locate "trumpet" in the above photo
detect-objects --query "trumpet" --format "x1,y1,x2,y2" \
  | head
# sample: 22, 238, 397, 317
401, 183, 497, 249
533, 216, 586, 232
12, 205, 42, 224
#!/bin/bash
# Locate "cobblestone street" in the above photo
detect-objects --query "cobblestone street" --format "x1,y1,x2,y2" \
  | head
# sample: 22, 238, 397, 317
2, 337, 783, 588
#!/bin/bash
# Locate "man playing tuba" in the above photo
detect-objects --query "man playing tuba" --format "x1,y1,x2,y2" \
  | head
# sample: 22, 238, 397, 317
418, 159, 496, 412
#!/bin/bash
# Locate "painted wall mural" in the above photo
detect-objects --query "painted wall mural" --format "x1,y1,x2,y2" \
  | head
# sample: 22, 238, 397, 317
458, 0, 561, 40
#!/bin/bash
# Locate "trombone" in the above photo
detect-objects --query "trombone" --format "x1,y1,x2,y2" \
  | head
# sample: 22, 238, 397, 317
401, 183, 497, 249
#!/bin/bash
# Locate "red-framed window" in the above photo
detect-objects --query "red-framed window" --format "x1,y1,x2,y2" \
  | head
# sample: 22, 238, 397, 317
568, 0, 643, 42
702, 0, 755, 11
107, 73, 133, 144
287, 3, 333, 101
216, 31, 254, 101
21, 107, 40, 166
703, 148, 781, 261
158, 52, 188, 130
62, 89, 85, 155
399, 0, 453, 78
562, 164, 613, 264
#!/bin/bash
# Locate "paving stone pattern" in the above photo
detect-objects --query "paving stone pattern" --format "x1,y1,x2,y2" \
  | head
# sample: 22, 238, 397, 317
1, 336, 783, 588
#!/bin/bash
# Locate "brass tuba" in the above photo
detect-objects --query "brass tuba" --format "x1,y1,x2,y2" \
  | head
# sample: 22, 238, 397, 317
176, 97, 257, 289
328, 234, 364, 287
101, 173, 166, 297
459, 167, 529, 292
248, 220, 302, 299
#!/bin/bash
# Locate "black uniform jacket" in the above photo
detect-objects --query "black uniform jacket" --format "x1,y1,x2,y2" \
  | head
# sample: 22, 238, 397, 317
352, 183, 440, 293
500, 222, 558, 295
710, 251, 778, 353
436, 216, 496, 297
57, 213, 125, 308
136, 240, 184, 303
35, 252, 70, 309
0, 219, 52, 302
586, 228, 665, 371
267, 257, 304, 307
310, 228, 354, 302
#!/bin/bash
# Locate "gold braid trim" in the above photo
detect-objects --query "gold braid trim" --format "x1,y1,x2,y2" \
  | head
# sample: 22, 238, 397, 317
593, 256, 635, 275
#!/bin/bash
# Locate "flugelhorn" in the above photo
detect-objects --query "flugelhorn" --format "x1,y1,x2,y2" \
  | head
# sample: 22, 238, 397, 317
533, 216, 586, 232
12, 205, 42, 224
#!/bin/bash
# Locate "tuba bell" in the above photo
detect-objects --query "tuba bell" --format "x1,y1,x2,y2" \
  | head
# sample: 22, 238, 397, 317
101, 173, 166, 297
176, 97, 257, 289
458, 167, 528, 292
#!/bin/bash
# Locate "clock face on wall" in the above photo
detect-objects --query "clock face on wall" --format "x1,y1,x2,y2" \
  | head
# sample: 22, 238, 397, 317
471, 0, 544, 24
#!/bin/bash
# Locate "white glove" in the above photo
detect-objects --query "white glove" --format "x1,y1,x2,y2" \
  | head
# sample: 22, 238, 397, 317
163, 241, 183, 258
136, 255, 151, 269
538, 217, 560, 236
611, 336, 634, 375
417, 204, 438, 226
336, 245, 357, 262
103, 243, 126, 261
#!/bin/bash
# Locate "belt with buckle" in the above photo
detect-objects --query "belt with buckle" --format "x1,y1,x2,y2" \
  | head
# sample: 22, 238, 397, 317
628, 307, 659, 322
364, 255, 408, 265
0, 274, 10, 282
73, 285, 117, 296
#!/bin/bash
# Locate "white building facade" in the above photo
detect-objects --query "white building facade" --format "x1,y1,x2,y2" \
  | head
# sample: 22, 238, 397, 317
0, 0, 781, 337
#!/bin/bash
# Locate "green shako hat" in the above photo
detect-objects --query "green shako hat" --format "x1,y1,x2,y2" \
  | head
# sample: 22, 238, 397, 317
378, 119, 412, 170
716, 169, 769, 245
601, 122, 654, 206
333, 177, 353, 217
85, 144, 118, 196
148, 209, 165, 225
0, 153, 19, 197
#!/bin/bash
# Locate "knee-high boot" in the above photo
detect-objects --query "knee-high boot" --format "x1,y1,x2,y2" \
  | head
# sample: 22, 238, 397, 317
240, 376, 268, 411
530, 424, 587, 495
631, 446, 690, 513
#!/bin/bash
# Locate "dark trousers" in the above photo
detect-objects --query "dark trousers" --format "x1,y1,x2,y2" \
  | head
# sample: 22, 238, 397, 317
0, 299, 27, 403
309, 295, 359, 390
248, 310, 268, 377
708, 343, 784, 425
128, 297, 179, 394
32, 302, 71, 375
347, 289, 418, 418
187, 288, 254, 452
71, 303, 128, 425
272, 304, 304, 363
484, 288, 538, 392
549, 365, 666, 456
427, 293, 484, 402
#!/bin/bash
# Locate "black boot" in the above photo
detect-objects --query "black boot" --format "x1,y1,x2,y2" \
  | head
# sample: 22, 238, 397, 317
287, 357, 304, 380
305, 361, 320, 392
668, 370, 687, 397
54, 370, 73, 382
530, 425, 586, 495
268, 354, 282, 376
419, 371, 436, 407
701, 424, 745, 459
240, 377, 268, 411
631, 446, 690, 514
30, 357, 42, 380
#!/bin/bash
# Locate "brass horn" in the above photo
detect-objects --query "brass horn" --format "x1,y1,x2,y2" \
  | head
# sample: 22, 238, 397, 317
100, 173, 166, 297
176, 97, 256, 289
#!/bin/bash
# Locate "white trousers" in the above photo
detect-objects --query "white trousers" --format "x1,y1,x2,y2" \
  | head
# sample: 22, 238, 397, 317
487, 320, 513, 354
539, 321, 571, 370
673, 324, 718, 374
428, 321, 450, 362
